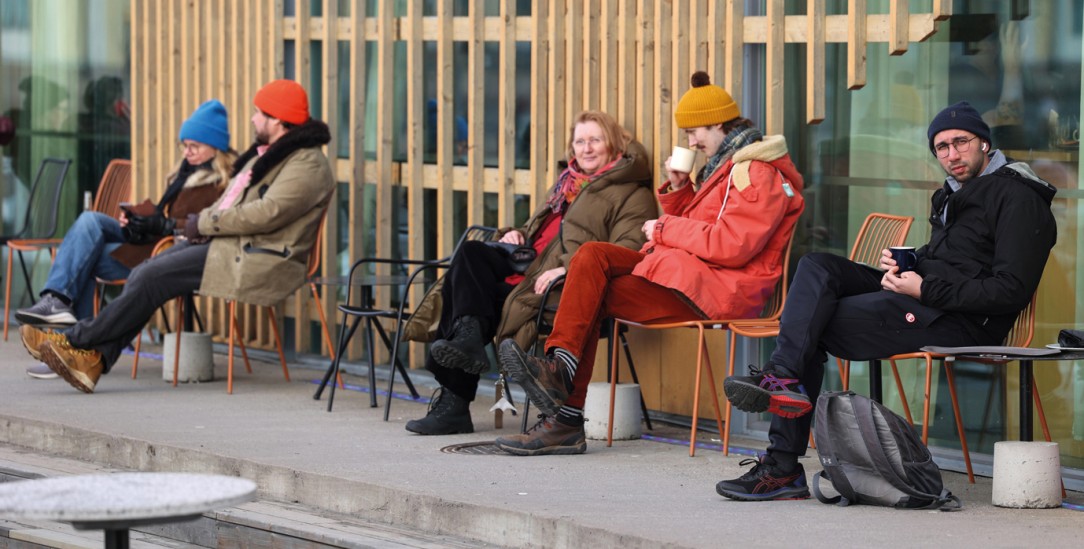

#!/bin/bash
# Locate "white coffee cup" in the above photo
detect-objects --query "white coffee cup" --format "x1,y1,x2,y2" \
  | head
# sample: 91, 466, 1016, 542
670, 146, 697, 174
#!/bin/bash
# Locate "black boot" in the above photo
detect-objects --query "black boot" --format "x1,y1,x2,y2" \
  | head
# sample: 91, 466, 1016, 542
431, 316, 491, 374
405, 387, 474, 435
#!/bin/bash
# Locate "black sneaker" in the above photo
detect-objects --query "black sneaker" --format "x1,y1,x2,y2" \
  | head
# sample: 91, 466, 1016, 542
405, 388, 474, 435
430, 316, 490, 374
16, 293, 77, 326
715, 454, 810, 501
723, 365, 811, 419
497, 339, 571, 417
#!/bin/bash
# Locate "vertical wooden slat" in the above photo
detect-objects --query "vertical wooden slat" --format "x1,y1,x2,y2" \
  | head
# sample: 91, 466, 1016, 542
375, 0, 394, 263
295, 0, 311, 89
764, 0, 784, 134
567, 1, 584, 116
405, 0, 425, 366
599, 0, 619, 117
690, 0, 707, 75
181, 0, 193, 115
497, 0, 516, 225
806, 0, 825, 124
582, 0, 599, 111
706, 0, 724, 92
653, 0, 671, 177
847, 0, 867, 89
889, 0, 909, 55
616, 0, 636, 131
436, 0, 454, 255
547, 0, 567, 188
347, 0, 367, 358
530, 0, 551, 200
635, 0, 654, 160
672, 1, 689, 147
466, 0, 484, 225
724, 0, 743, 99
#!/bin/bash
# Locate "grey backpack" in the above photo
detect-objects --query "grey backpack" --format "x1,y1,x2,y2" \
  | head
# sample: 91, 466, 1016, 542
811, 391, 962, 510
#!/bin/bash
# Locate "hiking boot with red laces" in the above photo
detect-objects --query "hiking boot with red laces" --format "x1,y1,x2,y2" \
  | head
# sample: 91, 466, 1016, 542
19, 324, 69, 361
723, 365, 811, 418
39, 339, 104, 394
715, 454, 810, 501
497, 339, 571, 417
495, 415, 586, 456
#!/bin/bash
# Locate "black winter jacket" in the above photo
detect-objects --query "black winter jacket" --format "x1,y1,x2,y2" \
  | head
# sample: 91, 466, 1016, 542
915, 160, 1057, 343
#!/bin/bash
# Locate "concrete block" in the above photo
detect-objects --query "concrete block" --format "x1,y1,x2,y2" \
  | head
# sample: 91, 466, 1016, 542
992, 441, 1062, 508
583, 381, 642, 441
161, 332, 214, 383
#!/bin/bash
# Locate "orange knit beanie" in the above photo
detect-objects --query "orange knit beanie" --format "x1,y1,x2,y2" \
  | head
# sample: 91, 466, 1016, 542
254, 79, 310, 125
673, 71, 740, 129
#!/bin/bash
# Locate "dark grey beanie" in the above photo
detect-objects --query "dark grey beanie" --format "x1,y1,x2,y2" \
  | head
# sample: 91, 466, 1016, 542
927, 101, 991, 154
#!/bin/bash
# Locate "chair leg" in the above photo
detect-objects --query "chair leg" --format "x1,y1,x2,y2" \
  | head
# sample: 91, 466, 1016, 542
172, 298, 184, 388
889, 359, 915, 425
700, 345, 726, 456
943, 362, 975, 483
231, 309, 253, 374
317, 315, 363, 412
921, 356, 933, 443
619, 330, 652, 431
688, 326, 707, 457
227, 301, 237, 394
373, 320, 417, 399
131, 332, 141, 379
364, 318, 378, 408
265, 307, 291, 382
608, 320, 622, 448
4, 249, 13, 341
723, 331, 738, 456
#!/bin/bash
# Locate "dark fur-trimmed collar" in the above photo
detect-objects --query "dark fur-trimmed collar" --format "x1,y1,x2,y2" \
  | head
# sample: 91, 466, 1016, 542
231, 119, 331, 183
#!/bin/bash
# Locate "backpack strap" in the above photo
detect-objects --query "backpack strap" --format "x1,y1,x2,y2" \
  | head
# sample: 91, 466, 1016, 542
813, 392, 860, 504
853, 397, 955, 509
811, 471, 851, 506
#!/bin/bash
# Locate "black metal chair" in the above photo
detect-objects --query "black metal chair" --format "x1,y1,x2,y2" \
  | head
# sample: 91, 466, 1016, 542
2, 157, 72, 341
313, 225, 498, 416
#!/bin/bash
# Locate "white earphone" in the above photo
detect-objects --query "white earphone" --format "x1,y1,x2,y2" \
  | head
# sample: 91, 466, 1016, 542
981, 142, 988, 152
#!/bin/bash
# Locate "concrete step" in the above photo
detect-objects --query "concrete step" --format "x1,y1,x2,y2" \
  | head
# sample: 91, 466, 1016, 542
0, 447, 489, 549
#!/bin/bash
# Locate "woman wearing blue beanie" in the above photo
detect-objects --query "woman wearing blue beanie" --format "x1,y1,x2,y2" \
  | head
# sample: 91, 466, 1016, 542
17, 100, 237, 377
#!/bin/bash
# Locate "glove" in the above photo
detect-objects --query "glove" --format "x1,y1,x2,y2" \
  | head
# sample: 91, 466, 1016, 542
183, 213, 203, 242
126, 212, 175, 238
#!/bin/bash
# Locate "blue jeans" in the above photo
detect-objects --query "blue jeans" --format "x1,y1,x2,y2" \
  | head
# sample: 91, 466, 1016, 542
43, 211, 132, 320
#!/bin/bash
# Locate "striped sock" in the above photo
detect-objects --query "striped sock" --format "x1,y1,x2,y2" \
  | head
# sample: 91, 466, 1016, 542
556, 405, 584, 426
550, 347, 578, 390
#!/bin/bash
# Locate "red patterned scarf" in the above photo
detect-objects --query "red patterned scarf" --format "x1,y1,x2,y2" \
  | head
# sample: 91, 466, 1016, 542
546, 156, 621, 213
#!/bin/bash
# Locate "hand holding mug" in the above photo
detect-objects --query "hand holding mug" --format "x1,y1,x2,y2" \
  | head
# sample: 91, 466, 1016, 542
888, 246, 917, 276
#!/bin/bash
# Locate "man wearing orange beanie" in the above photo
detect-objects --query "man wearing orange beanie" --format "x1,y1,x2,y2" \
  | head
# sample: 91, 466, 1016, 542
495, 71, 805, 456
21, 79, 335, 394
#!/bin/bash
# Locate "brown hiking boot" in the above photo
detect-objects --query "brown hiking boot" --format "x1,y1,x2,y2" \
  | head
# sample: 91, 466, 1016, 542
495, 415, 587, 456
497, 339, 571, 417
39, 339, 103, 394
19, 324, 68, 361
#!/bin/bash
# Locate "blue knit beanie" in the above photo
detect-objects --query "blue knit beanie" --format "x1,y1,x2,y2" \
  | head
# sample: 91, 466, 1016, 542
927, 101, 990, 154
179, 99, 230, 151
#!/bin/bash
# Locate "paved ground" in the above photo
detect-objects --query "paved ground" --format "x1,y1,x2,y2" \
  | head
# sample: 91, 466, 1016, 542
0, 334, 1082, 548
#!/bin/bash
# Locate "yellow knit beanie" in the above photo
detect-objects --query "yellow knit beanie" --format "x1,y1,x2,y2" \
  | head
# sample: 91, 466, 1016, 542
674, 71, 740, 129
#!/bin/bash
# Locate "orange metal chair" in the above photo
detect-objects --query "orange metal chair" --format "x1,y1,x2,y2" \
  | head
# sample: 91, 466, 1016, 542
831, 212, 915, 389
879, 292, 1044, 484
607, 232, 796, 457
722, 212, 912, 455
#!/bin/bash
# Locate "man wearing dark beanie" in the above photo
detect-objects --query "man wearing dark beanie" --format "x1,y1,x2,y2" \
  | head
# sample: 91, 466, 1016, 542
21, 80, 335, 394
715, 101, 1058, 501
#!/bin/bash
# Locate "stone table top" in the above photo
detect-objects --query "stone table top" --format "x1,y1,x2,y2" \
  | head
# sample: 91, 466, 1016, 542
0, 472, 256, 527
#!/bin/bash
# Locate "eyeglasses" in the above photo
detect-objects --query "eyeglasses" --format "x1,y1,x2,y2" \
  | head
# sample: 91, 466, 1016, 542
178, 141, 208, 154
933, 135, 979, 158
572, 136, 605, 148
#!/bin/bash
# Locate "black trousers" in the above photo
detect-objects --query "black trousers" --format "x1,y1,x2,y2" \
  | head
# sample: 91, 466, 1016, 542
68, 241, 208, 372
428, 240, 514, 401
766, 252, 987, 456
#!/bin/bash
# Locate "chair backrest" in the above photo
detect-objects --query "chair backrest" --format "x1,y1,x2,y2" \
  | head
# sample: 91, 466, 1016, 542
13, 158, 71, 239
449, 224, 498, 262
91, 159, 133, 219
757, 229, 798, 321
848, 212, 915, 266
1003, 292, 1037, 347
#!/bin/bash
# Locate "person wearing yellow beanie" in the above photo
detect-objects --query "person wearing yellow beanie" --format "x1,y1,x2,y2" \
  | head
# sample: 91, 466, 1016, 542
496, 72, 806, 457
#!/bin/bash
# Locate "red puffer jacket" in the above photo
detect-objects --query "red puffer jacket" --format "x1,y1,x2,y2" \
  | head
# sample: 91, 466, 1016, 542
633, 135, 805, 319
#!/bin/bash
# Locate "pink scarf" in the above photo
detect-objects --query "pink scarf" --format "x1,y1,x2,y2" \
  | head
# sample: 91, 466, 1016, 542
546, 156, 622, 213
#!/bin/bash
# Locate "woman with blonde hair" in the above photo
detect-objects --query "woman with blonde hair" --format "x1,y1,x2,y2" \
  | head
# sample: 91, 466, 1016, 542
17, 99, 234, 333
405, 110, 658, 436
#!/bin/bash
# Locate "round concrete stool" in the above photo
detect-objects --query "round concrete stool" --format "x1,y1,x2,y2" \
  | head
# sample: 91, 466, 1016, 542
583, 381, 642, 441
992, 441, 1062, 508
162, 332, 214, 383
